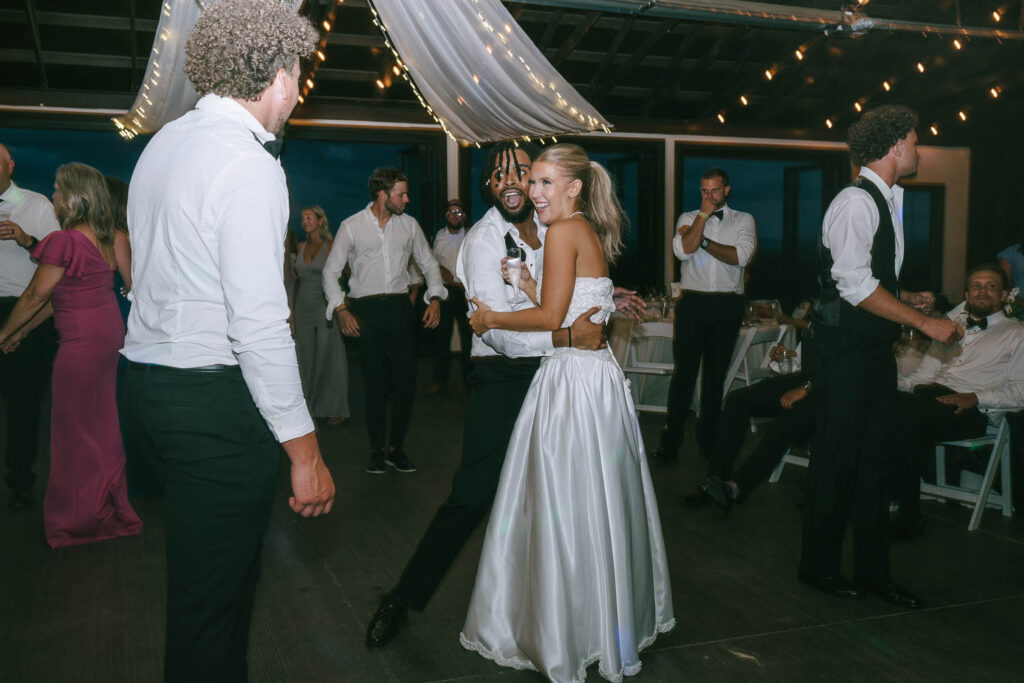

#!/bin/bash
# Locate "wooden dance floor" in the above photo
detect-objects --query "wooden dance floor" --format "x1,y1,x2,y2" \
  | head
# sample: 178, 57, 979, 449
2, 356, 1023, 682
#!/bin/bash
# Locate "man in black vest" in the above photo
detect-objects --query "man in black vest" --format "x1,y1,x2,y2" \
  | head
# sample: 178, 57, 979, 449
800, 105, 962, 608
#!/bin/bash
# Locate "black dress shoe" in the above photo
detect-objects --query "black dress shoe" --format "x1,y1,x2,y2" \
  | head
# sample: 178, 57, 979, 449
678, 488, 711, 507
858, 580, 922, 609
798, 572, 864, 599
703, 476, 732, 515
366, 592, 409, 648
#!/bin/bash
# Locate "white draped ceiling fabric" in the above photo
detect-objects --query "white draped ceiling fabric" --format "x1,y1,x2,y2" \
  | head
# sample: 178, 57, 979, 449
111, 0, 303, 139
370, 0, 612, 144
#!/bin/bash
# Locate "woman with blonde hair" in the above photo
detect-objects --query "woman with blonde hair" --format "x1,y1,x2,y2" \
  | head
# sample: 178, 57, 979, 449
0, 162, 142, 548
292, 205, 349, 425
462, 144, 674, 682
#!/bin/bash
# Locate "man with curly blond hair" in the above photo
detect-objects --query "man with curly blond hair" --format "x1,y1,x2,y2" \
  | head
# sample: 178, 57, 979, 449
121, 1, 335, 679
800, 104, 961, 610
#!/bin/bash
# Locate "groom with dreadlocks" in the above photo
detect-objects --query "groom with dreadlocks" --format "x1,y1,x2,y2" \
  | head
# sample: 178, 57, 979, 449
366, 141, 616, 647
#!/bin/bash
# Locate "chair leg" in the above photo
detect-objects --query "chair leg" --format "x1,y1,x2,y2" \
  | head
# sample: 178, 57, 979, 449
769, 449, 788, 483
969, 437, 1006, 532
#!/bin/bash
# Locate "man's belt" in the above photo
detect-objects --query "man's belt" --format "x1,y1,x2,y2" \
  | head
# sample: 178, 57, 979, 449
128, 361, 238, 374
350, 293, 409, 302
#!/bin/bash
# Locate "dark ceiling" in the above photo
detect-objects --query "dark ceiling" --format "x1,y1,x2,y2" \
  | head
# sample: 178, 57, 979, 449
1, 0, 1022, 145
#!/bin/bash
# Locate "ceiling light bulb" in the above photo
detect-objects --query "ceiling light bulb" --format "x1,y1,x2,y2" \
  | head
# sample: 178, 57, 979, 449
717, 113, 726, 123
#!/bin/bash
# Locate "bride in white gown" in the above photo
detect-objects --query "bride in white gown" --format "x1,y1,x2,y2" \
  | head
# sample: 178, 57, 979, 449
462, 144, 675, 683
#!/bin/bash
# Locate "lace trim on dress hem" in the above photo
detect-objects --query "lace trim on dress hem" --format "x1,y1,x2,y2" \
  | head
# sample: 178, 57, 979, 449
460, 618, 677, 683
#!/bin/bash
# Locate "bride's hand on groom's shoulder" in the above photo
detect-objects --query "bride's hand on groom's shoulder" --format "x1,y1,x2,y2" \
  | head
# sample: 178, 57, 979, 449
469, 298, 492, 335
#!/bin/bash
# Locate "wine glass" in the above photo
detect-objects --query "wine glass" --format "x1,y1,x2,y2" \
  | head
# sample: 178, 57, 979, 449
506, 246, 526, 304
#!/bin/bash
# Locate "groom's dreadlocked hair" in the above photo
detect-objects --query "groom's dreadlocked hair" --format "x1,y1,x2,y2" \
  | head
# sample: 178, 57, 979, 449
479, 141, 541, 208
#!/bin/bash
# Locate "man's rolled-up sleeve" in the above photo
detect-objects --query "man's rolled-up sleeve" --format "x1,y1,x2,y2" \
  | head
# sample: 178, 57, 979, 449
733, 214, 757, 267
214, 158, 315, 443
823, 189, 881, 307
322, 222, 351, 320
457, 231, 553, 357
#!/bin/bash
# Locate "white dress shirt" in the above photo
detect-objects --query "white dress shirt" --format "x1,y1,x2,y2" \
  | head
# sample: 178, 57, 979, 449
433, 226, 466, 284
822, 166, 905, 307
672, 204, 757, 294
322, 204, 446, 319
123, 94, 314, 443
0, 181, 60, 296
456, 206, 554, 359
898, 309, 1024, 421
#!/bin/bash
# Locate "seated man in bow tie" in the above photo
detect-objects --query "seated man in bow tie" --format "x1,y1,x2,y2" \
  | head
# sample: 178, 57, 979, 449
889, 263, 1024, 539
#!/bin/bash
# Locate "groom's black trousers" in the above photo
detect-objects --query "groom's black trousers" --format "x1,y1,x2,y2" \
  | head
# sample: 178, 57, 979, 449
395, 355, 540, 609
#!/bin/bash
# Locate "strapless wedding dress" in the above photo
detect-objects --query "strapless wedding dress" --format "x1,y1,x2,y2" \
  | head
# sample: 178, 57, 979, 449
460, 277, 675, 683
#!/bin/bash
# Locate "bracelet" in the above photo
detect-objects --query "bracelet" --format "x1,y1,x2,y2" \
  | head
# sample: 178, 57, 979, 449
21, 235, 38, 250
567, 326, 573, 348
696, 211, 710, 221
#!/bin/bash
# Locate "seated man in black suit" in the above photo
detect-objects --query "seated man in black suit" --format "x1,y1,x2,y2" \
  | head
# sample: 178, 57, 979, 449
889, 263, 1024, 539
684, 339, 816, 513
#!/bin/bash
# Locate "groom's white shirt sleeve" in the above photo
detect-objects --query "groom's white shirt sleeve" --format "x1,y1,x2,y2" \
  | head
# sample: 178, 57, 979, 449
457, 210, 554, 358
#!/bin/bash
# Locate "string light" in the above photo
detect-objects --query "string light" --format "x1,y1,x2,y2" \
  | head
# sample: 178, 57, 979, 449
716, 112, 726, 123
989, 87, 1000, 98
794, 49, 804, 61
825, 118, 833, 129
992, 10, 1001, 22
376, 79, 385, 89
297, 94, 304, 104
958, 110, 967, 121
853, 101, 862, 112
953, 38, 962, 50
739, 95, 749, 106
929, 125, 938, 135
316, 50, 325, 61
916, 62, 925, 73
764, 69, 774, 81
882, 80, 891, 91
322, 20, 331, 31
305, 78, 314, 89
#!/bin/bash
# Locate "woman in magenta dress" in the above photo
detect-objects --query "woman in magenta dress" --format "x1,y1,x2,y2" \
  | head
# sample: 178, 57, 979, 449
0, 162, 141, 548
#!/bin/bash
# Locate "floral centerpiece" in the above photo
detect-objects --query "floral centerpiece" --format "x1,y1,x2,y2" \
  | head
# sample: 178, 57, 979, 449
1004, 286, 1024, 322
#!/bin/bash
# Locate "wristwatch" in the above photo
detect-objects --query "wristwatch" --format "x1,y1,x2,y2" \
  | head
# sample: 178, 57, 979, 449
700, 237, 711, 250
801, 380, 813, 392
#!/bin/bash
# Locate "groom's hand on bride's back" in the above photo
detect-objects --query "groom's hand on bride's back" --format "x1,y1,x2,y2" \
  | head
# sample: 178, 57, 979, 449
571, 306, 607, 350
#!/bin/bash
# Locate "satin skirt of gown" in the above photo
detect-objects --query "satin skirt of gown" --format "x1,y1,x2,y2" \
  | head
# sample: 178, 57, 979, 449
460, 277, 675, 683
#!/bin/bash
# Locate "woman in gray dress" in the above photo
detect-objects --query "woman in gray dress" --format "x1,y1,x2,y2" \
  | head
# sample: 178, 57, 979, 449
292, 205, 350, 425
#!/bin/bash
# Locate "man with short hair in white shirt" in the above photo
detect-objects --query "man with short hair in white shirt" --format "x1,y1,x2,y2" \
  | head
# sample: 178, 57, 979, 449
0, 141, 60, 509
322, 168, 445, 475
656, 168, 757, 468
889, 263, 1024, 539
425, 198, 472, 394
800, 105, 961, 610
119, 2, 335, 678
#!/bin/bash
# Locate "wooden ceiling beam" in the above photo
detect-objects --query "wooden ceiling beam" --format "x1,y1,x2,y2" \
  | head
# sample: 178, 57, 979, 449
0, 8, 157, 32
21, 0, 47, 89
592, 19, 678, 109
551, 10, 602, 69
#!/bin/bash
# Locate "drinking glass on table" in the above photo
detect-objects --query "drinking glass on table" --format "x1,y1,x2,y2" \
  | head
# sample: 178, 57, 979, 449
506, 246, 526, 304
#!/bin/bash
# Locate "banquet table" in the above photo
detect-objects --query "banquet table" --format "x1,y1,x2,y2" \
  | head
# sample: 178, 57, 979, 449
610, 314, 794, 414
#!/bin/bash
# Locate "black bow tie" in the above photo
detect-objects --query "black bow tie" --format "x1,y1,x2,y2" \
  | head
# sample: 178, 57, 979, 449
709, 210, 724, 221
253, 132, 283, 159
965, 315, 988, 330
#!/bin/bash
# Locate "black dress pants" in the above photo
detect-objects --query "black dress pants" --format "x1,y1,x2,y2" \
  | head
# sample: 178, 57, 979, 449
661, 292, 745, 455
395, 356, 540, 609
801, 325, 894, 585
889, 384, 988, 513
0, 296, 55, 495
350, 295, 417, 452
709, 372, 815, 502
432, 285, 472, 386
121, 363, 280, 682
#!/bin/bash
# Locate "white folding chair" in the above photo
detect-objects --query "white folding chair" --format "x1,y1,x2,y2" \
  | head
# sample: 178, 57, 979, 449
730, 324, 789, 392
621, 321, 674, 414
768, 446, 809, 483
920, 419, 1014, 532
